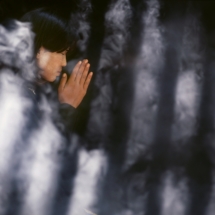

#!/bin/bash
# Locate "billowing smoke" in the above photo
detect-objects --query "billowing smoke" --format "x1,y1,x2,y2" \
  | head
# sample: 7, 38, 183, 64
98, 0, 132, 70
84, 0, 132, 148
69, 0, 92, 54
0, 13, 106, 215
0, 21, 65, 215
172, 9, 204, 149
0, 0, 215, 215
125, 0, 163, 168
161, 172, 189, 215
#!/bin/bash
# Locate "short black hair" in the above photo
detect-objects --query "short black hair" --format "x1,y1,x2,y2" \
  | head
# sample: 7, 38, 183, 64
21, 7, 74, 54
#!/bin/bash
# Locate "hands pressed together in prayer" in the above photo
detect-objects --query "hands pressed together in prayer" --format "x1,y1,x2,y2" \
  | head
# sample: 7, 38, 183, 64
58, 59, 93, 108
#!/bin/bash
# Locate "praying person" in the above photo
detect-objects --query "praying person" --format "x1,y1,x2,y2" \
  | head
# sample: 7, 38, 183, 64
21, 7, 93, 130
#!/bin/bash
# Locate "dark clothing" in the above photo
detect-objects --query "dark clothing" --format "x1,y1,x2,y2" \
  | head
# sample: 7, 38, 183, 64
22, 80, 75, 135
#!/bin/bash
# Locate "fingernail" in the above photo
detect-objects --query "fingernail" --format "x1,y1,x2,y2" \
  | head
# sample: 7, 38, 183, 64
63, 73, 66, 77
85, 59, 88, 63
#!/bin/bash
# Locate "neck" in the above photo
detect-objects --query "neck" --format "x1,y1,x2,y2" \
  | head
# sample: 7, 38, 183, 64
36, 77, 47, 85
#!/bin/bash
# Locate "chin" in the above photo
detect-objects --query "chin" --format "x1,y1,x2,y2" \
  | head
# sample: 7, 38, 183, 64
46, 77, 57, 83
51, 78, 57, 82
41, 74, 57, 82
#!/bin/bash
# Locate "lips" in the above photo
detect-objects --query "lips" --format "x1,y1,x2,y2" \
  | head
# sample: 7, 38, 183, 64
56, 71, 61, 76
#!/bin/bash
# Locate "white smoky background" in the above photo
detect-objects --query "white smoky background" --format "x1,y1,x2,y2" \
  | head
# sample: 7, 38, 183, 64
0, 20, 64, 215
0, 19, 106, 215
84, 0, 133, 148
0, 13, 106, 215
0, 1, 214, 215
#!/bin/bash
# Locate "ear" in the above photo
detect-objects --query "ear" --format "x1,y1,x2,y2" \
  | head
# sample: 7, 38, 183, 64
36, 47, 41, 59
36, 51, 40, 59
37, 46, 46, 59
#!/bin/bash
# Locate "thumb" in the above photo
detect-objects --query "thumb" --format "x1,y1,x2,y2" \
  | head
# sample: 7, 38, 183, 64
58, 73, 67, 92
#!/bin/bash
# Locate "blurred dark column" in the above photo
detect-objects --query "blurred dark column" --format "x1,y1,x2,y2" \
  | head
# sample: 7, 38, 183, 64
49, 147, 78, 215
85, 0, 110, 71
3, 102, 42, 215
185, 3, 215, 214
72, 0, 111, 137
145, 1, 187, 215
185, 47, 214, 215
96, 0, 147, 214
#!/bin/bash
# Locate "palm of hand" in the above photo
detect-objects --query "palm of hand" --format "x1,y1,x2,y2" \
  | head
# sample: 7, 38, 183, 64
58, 59, 93, 108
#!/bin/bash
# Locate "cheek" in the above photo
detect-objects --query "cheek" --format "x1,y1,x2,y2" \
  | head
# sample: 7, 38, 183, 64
37, 53, 51, 70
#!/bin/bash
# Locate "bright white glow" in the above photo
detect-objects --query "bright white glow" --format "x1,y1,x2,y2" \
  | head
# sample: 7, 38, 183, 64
172, 13, 203, 144
20, 115, 63, 215
161, 172, 188, 215
0, 71, 32, 214
67, 149, 107, 215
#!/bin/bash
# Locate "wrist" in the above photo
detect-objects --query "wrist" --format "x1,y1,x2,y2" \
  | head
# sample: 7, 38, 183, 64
59, 101, 78, 108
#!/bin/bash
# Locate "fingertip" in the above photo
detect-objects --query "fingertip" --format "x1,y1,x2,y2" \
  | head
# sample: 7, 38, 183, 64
63, 73, 66, 77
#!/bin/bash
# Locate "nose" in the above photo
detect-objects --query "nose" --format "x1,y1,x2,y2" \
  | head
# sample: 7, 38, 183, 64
62, 55, 67, 67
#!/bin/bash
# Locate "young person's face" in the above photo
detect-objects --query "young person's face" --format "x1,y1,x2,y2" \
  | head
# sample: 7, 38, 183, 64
37, 46, 68, 82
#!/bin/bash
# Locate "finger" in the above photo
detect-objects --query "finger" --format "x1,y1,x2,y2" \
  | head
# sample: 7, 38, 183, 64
80, 63, 90, 86
75, 59, 88, 83
59, 73, 67, 92
83, 72, 93, 91
69, 61, 82, 82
